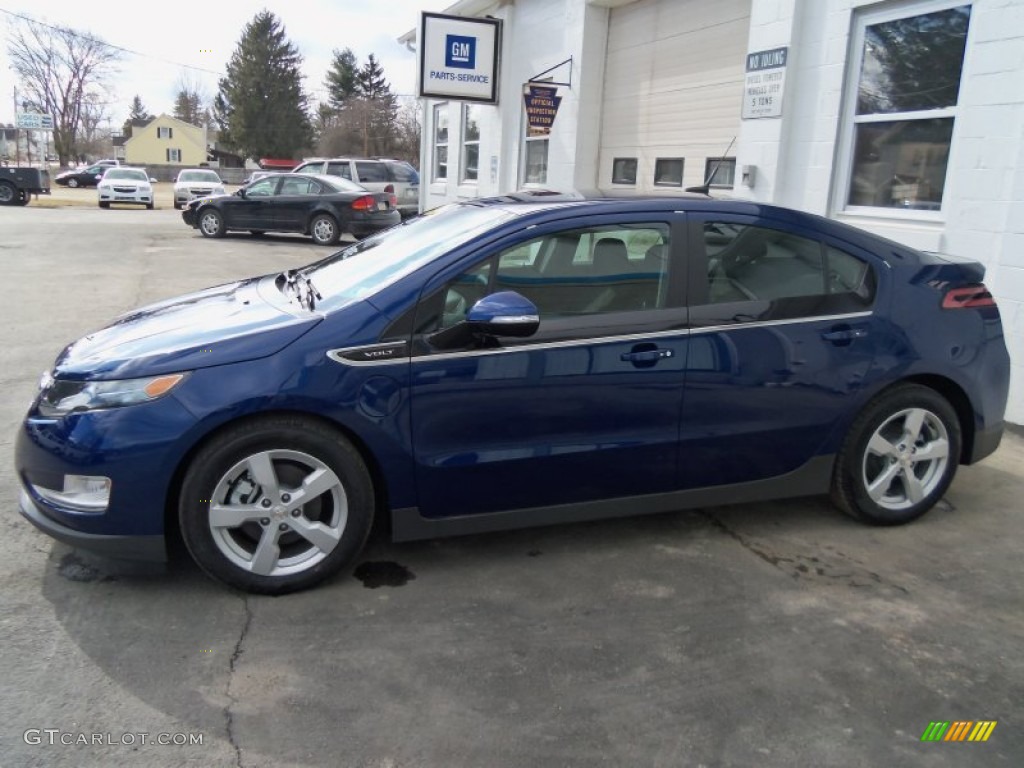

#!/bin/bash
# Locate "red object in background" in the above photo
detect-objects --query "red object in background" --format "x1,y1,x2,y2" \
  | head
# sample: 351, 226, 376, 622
258, 158, 300, 171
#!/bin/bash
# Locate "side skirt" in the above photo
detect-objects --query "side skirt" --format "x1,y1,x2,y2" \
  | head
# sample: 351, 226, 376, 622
391, 454, 835, 543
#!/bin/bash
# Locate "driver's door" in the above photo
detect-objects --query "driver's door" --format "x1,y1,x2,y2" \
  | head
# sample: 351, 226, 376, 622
408, 215, 689, 520
227, 177, 279, 229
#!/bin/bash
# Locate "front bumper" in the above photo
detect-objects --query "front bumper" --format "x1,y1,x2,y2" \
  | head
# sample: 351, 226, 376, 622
19, 489, 166, 562
99, 189, 152, 205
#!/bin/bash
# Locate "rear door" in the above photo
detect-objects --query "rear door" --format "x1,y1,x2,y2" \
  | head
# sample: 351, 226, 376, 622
274, 176, 323, 231
408, 213, 689, 519
679, 213, 885, 488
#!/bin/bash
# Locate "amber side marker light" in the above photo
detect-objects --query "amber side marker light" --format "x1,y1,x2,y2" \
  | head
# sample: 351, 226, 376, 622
144, 374, 185, 398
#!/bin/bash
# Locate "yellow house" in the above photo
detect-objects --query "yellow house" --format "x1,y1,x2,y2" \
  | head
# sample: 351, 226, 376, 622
123, 114, 206, 166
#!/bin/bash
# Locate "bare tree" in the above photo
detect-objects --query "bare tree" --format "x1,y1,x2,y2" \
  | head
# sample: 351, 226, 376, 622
172, 71, 210, 127
7, 17, 120, 166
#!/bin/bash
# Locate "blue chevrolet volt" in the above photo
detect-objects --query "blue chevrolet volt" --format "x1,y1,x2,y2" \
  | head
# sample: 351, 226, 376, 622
15, 196, 1010, 593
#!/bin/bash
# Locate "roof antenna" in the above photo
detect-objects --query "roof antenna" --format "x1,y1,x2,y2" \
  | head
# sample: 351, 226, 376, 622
686, 136, 736, 195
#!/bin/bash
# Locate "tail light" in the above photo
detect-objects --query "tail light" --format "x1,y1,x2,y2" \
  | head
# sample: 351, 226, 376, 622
389, 192, 398, 207
384, 184, 395, 193
351, 195, 377, 212
942, 284, 996, 309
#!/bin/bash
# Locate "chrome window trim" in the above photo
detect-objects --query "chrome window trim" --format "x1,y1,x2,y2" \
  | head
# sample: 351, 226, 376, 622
325, 311, 873, 366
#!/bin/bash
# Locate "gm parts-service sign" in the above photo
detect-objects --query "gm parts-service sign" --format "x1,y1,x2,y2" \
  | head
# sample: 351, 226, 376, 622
419, 12, 501, 104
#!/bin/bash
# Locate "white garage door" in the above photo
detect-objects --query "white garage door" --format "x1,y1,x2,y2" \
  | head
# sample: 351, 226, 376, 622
598, 0, 751, 193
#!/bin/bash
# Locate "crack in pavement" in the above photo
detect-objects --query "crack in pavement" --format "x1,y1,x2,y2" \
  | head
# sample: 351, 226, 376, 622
225, 594, 253, 768
699, 510, 909, 594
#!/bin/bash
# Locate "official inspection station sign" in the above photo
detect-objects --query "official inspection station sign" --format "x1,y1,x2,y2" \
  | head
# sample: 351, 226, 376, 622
419, 12, 501, 103
523, 85, 562, 137
742, 46, 788, 119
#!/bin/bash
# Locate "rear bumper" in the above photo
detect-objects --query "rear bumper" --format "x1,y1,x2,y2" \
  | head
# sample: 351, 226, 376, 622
349, 210, 401, 237
19, 489, 167, 562
967, 422, 1003, 464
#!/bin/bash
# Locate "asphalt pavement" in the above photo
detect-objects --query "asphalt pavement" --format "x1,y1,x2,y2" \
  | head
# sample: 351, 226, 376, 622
0, 204, 1021, 767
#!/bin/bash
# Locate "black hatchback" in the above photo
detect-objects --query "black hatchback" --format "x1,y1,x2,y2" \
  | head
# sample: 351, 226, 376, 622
182, 173, 400, 245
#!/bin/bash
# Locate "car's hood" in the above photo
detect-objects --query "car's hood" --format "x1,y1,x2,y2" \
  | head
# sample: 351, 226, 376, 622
54, 277, 319, 380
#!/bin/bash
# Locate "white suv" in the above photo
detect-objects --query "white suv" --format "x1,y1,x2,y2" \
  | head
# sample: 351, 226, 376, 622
292, 157, 419, 218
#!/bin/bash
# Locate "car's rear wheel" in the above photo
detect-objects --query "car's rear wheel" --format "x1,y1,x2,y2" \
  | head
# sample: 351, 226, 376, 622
832, 384, 960, 525
199, 209, 225, 238
310, 214, 339, 246
179, 416, 374, 594
0, 181, 16, 205
67, 178, 79, 188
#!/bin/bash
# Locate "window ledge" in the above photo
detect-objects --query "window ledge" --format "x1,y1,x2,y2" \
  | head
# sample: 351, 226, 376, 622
835, 211, 944, 252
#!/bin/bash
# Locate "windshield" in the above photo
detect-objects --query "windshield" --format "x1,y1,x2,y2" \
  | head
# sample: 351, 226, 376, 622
178, 171, 220, 183
303, 204, 517, 311
104, 169, 148, 181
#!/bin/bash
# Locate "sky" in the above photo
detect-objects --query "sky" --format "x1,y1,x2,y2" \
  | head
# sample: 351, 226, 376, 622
0, 0, 453, 126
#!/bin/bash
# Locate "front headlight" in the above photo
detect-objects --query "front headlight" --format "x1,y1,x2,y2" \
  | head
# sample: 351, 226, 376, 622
214, 186, 226, 195
38, 373, 187, 417
139, 185, 151, 193
98, 183, 111, 190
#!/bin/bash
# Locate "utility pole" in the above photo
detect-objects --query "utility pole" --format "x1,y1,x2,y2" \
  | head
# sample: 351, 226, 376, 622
13, 85, 20, 167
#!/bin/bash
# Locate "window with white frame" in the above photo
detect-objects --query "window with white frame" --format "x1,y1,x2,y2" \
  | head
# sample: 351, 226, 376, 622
461, 104, 481, 183
432, 104, 448, 182
523, 137, 548, 185
166, 148, 181, 162
840, 2, 971, 213
157, 126, 173, 139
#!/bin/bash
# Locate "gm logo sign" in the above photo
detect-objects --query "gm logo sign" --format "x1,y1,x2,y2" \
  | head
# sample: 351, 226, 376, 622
445, 34, 476, 68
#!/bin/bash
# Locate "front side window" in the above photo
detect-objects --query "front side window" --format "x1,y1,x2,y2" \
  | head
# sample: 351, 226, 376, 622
461, 104, 481, 183
246, 179, 277, 197
428, 224, 671, 331
842, 3, 971, 212
702, 222, 875, 308
433, 104, 449, 182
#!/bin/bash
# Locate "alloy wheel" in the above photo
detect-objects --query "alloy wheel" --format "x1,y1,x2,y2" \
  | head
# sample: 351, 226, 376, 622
861, 407, 950, 511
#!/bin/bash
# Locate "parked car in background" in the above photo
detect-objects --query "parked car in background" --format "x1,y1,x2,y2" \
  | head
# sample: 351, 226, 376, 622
173, 169, 226, 210
241, 170, 274, 186
181, 173, 399, 244
15, 196, 1010, 594
54, 164, 108, 188
0, 166, 50, 206
97, 167, 156, 209
291, 157, 419, 218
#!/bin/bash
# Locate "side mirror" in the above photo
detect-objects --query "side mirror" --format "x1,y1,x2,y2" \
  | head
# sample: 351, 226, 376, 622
466, 291, 539, 338
150, 177, 158, 183
236, 188, 246, 198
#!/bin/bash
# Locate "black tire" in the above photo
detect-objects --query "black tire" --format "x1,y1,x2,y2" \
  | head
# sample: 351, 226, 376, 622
16, 190, 30, 206
198, 208, 226, 238
179, 416, 375, 594
146, 203, 154, 210
98, 201, 110, 209
831, 384, 961, 525
67, 178, 80, 189
309, 213, 340, 246
173, 201, 181, 210
0, 181, 16, 206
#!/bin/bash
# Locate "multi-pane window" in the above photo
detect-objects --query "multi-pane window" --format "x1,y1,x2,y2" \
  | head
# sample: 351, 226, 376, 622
523, 137, 548, 184
654, 158, 684, 187
433, 104, 449, 182
705, 158, 736, 188
157, 126, 173, 139
166, 148, 181, 162
461, 104, 481, 183
843, 3, 971, 212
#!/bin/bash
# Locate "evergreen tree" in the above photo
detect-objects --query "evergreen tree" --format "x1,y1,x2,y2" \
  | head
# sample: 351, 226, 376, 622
128, 95, 151, 121
214, 11, 312, 159
355, 54, 397, 156
324, 48, 359, 112
172, 73, 208, 126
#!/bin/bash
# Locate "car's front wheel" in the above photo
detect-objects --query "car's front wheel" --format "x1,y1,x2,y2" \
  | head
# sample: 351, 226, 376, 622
173, 201, 182, 210
832, 384, 961, 525
98, 201, 110, 209
179, 416, 375, 594
198, 209, 225, 238
309, 214, 339, 246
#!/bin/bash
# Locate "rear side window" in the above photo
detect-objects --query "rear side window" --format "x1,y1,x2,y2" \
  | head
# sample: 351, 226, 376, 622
326, 161, 352, 179
703, 222, 875, 306
385, 162, 419, 183
295, 161, 324, 175
355, 162, 389, 183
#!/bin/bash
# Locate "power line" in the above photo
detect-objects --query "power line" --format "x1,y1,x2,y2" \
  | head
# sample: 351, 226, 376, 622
0, 6, 225, 76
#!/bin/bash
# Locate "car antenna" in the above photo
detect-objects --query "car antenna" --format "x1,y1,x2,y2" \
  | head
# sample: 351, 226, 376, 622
686, 136, 736, 195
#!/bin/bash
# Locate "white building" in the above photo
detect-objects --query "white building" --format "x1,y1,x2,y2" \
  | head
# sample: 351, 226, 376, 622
402, 0, 1024, 423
